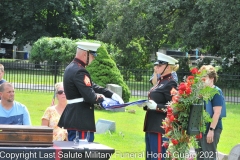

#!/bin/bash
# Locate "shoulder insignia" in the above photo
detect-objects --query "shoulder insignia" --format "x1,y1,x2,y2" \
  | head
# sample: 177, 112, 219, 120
84, 75, 91, 86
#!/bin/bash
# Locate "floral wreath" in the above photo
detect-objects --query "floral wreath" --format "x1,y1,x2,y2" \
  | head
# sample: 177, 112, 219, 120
162, 68, 219, 160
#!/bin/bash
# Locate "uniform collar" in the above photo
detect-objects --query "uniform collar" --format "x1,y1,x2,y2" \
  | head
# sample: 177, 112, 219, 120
73, 58, 86, 68
160, 73, 172, 80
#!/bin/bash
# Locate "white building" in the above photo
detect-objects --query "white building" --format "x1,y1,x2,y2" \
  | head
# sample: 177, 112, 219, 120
0, 38, 31, 59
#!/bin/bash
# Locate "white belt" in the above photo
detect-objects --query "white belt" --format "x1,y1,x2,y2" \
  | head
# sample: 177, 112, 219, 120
67, 98, 84, 104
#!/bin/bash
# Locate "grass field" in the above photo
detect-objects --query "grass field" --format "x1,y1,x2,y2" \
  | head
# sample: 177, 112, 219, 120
14, 90, 240, 160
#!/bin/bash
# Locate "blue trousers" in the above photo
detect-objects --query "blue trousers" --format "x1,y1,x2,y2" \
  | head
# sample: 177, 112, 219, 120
68, 130, 94, 142
145, 132, 168, 160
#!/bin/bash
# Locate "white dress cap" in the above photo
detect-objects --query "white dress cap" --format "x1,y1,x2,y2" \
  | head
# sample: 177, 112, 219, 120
154, 52, 178, 65
76, 42, 101, 57
76, 42, 101, 52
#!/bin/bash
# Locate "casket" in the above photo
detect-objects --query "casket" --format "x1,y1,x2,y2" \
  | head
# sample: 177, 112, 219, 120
0, 125, 53, 147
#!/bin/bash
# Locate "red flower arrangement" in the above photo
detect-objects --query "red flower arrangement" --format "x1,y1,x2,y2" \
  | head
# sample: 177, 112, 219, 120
162, 68, 219, 160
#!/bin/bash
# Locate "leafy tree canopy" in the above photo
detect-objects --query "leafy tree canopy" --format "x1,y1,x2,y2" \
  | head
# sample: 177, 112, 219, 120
0, 0, 87, 46
96, 0, 240, 69
1, 0, 240, 73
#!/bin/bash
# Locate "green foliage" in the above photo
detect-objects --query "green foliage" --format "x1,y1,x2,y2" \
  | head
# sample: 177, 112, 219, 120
113, 38, 149, 69
176, 57, 190, 82
87, 43, 130, 102
166, 0, 240, 64
30, 38, 130, 101
164, 68, 219, 159
30, 37, 76, 65
102, 43, 122, 67
96, 0, 240, 72
79, 0, 104, 40
103, 38, 151, 70
2, 0, 240, 76
96, 0, 162, 68
0, 0, 87, 46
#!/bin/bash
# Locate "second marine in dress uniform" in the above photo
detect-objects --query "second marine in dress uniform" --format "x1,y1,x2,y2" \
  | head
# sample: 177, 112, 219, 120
58, 41, 124, 142
142, 52, 179, 160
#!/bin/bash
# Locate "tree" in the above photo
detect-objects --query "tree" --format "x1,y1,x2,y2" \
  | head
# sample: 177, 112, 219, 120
0, 0, 87, 46
161, 0, 240, 74
95, 0, 180, 68
87, 43, 130, 102
96, 0, 240, 71
165, 0, 240, 63
79, 0, 105, 40
112, 38, 149, 69
30, 37, 76, 64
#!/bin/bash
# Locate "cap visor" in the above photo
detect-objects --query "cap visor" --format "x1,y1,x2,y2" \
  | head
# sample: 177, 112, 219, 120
91, 52, 97, 57
157, 60, 168, 64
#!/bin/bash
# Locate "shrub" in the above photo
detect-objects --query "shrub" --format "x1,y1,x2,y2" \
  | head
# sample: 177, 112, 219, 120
87, 43, 131, 102
30, 37, 76, 65
30, 37, 76, 73
31, 37, 130, 101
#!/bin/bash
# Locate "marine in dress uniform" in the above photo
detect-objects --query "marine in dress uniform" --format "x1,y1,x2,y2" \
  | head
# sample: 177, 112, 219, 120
142, 52, 179, 160
58, 42, 124, 142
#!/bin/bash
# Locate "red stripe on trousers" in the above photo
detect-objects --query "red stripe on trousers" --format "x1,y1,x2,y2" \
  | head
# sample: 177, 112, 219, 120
53, 144, 61, 160
81, 131, 85, 139
158, 133, 162, 160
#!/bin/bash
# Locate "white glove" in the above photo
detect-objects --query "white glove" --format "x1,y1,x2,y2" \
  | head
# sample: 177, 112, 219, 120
146, 100, 157, 110
111, 93, 124, 104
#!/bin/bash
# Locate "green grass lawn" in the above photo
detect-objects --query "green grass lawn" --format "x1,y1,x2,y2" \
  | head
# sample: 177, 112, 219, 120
15, 90, 240, 160
217, 104, 240, 154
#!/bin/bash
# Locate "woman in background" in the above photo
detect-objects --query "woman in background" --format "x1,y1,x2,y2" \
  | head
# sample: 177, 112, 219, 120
41, 82, 68, 141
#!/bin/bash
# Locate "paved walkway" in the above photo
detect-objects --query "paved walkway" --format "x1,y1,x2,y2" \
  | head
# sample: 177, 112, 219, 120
12, 83, 54, 91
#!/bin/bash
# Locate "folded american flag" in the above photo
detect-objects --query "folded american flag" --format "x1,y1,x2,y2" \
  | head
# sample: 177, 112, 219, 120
100, 98, 148, 110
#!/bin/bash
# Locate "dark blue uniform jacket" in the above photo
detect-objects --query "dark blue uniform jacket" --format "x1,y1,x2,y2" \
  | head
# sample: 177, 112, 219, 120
58, 58, 113, 132
144, 73, 178, 134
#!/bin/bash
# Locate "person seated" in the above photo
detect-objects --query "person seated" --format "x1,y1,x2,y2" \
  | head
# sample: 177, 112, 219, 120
41, 82, 67, 141
0, 82, 31, 125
